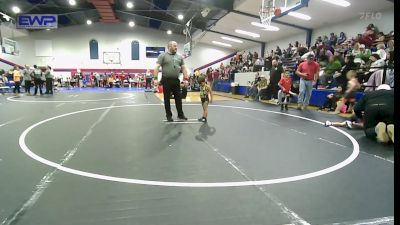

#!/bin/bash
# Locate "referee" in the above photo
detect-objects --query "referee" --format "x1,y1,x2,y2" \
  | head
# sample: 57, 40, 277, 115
154, 41, 188, 122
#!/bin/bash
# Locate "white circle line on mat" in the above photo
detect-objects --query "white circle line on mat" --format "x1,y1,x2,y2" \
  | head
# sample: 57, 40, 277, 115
7, 93, 134, 103
19, 104, 360, 187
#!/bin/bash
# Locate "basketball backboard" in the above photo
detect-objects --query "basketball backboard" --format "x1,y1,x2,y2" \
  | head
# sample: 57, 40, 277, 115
259, 0, 302, 25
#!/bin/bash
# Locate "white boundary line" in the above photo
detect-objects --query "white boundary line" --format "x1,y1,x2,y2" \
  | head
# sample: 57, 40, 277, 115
7, 93, 134, 103
0, 118, 23, 128
19, 103, 360, 187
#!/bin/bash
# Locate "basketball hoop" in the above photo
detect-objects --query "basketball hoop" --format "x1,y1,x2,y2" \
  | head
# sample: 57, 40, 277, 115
259, 6, 275, 26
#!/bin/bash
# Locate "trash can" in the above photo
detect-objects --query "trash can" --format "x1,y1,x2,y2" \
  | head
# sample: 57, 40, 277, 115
231, 82, 239, 94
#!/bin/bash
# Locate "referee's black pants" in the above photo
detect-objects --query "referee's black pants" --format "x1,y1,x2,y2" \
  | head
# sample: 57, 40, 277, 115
162, 77, 184, 118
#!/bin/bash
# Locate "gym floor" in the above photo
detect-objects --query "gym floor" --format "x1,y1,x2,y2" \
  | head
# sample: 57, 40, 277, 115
0, 88, 394, 225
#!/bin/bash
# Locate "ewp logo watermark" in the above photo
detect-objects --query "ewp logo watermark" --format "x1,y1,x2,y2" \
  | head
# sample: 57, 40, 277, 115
16, 14, 58, 29
359, 12, 382, 20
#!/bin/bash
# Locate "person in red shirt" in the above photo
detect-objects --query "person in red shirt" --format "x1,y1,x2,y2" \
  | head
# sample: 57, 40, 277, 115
295, 54, 320, 110
278, 70, 297, 111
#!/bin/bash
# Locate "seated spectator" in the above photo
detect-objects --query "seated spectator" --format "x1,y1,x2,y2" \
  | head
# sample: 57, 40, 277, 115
368, 53, 385, 73
374, 44, 387, 61
334, 51, 345, 66
319, 55, 342, 88
254, 74, 269, 101
343, 42, 353, 56
352, 43, 361, 56
329, 33, 338, 46
301, 46, 317, 61
364, 63, 393, 92
315, 36, 323, 46
322, 35, 329, 46
318, 54, 329, 68
244, 72, 261, 98
375, 32, 385, 44
320, 45, 333, 59
357, 44, 372, 63
319, 86, 344, 111
385, 40, 394, 61
297, 45, 308, 57
337, 32, 347, 45
353, 84, 394, 143
335, 54, 357, 89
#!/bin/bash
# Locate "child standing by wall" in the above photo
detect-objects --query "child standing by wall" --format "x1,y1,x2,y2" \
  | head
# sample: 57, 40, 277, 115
197, 76, 213, 122
278, 70, 297, 111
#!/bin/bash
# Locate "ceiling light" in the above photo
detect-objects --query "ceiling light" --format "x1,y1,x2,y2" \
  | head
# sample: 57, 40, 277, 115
46, 28, 51, 31
12, 6, 21, 14
69, 0, 76, 6
250, 22, 280, 31
86, 19, 92, 25
288, 12, 311, 20
167, 30, 172, 35
212, 41, 232, 47
221, 36, 243, 43
126, 2, 134, 9
178, 14, 184, 20
320, 0, 351, 7
129, 21, 135, 27
235, 29, 260, 38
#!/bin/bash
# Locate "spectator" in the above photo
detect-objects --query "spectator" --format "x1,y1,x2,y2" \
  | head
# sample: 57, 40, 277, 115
336, 54, 357, 89
315, 36, 323, 46
287, 43, 293, 54
329, 33, 338, 46
12, 65, 22, 95
322, 35, 329, 46
276, 46, 282, 56
343, 42, 353, 56
375, 44, 387, 61
359, 24, 376, 47
22, 65, 32, 95
297, 45, 309, 57
268, 59, 284, 100
353, 84, 394, 143
357, 44, 372, 63
219, 62, 225, 72
385, 40, 394, 61
319, 86, 344, 111
301, 46, 317, 61
319, 55, 342, 88
253, 51, 259, 62
295, 54, 320, 110
375, 32, 385, 44
352, 43, 361, 56
264, 54, 273, 71
368, 53, 385, 73
244, 72, 261, 98
337, 32, 347, 45
254, 74, 269, 101
33, 65, 43, 95
44, 65, 53, 94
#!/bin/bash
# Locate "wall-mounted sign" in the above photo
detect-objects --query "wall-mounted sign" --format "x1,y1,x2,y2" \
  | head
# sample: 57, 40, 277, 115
16, 14, 58, 29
